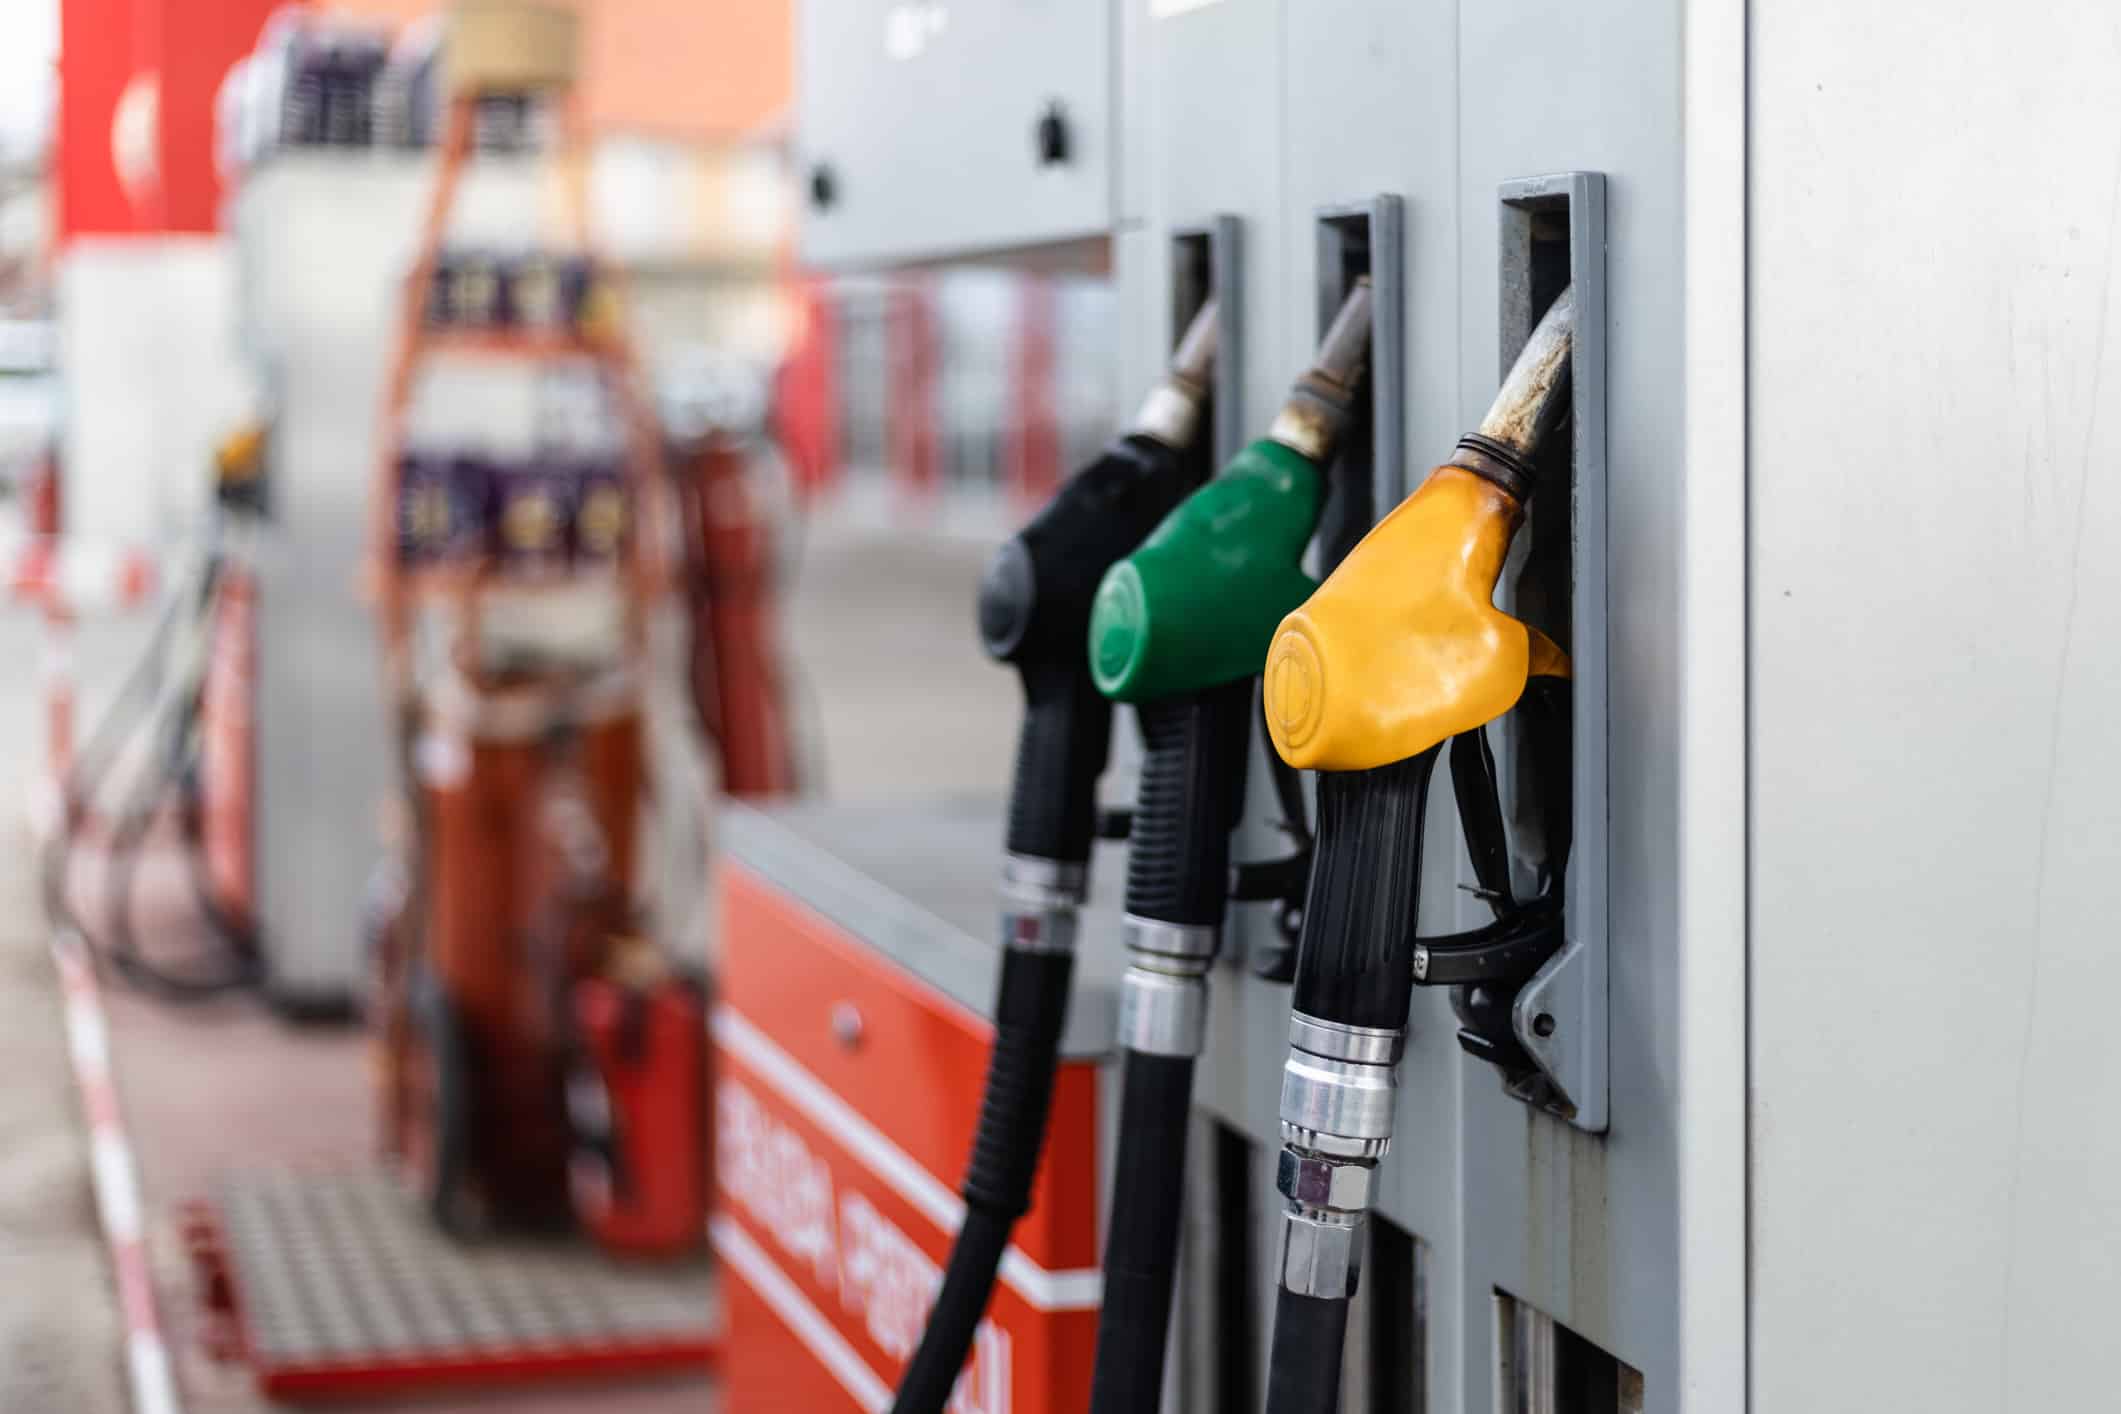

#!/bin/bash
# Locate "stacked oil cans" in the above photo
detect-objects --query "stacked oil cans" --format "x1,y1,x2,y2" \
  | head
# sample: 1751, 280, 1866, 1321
396, 276, 628, 579
422, 250, 613, 339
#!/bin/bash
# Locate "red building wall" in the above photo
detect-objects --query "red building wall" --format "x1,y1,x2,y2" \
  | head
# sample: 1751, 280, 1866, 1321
56, 0, 281, 240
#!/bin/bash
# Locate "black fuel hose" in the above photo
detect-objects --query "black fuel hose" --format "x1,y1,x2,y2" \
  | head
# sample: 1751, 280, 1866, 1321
890, 945, 1073, 1411
890, 304, 1215, 1411
1264, 1287, 1352, 1414
44, 551, 267, 1001
1085, 1050, 1194, 1414
1086, 681, 1252, 1414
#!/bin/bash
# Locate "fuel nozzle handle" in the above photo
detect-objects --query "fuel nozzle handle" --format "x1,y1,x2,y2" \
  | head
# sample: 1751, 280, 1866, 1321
1081, 289, 1371, 1414
977, 300, 1221, 873
1265, 286, 1576, 775
897, 305, 1223, 1414
1086, 279, 1376, 930
1258, 289, 1577, 1331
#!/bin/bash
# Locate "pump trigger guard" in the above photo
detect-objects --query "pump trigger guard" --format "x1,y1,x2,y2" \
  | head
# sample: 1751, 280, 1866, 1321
1409, 903, 1562, 987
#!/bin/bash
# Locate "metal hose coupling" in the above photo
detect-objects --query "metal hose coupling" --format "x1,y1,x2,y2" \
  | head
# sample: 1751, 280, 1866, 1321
1447, 284, 1575, 503
1131, 300, 1221, 451
1115, 915, 1218, 1056
1000, 852, 1087, 955
1269, 279, 1374, 463
1274, 1012, 1402, 1298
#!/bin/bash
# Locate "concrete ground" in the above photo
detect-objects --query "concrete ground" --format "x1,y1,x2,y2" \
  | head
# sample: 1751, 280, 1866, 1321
0, 517, 1012, 1412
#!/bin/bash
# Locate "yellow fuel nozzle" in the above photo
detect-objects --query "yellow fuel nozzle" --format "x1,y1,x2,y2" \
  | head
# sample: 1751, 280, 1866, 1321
1264, 287, 1576, 772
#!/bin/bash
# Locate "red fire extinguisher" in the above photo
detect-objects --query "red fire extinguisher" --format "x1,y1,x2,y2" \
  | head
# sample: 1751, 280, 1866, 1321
568, 961, 709, 1258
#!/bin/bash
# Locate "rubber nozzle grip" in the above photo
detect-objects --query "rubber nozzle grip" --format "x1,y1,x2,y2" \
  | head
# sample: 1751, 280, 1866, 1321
1264, 466, 1540, 773
1089, 439, 1324, 703
1123, 680, 1254, 927
1004, 665, 1114, 863
978, 434, 1203, 864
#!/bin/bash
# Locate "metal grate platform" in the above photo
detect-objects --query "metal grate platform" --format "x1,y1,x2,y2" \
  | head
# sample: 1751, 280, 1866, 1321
186, 1167, 719, 1401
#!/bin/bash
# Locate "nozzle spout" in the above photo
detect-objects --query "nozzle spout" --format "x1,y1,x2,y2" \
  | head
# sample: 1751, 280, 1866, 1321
1130, 299, 1221, 448
1269, 278, 1374, 464
1480, 285, 1574, 453
1450, 285, 1575, 501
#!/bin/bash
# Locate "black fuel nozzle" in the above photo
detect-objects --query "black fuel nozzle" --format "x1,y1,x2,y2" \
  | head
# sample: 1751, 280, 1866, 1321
892, 303, 1222, 1414
976, 298, 1219, 877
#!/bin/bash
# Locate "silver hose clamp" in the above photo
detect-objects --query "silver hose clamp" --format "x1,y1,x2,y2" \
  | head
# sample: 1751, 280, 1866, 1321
1288, 1013, 1402, 1066
1117, 964, 1208, 1057
1000, 904, 1080, 956
1120, 914, 1218, 964
1001, 853, 1088, 909
1278, 1049, 1396, 1160
999, 854, 1087, 955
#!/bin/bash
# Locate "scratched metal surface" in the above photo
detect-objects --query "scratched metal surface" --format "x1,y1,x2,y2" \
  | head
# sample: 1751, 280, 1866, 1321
1750, 4, 2121, 1409
1132, 1, 1721, 1408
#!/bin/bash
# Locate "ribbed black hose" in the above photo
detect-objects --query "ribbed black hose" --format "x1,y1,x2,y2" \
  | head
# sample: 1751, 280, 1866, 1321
1084, 680, 1250, 1413
1264, 1287, 1353, 1414
1087, 1051, 1196, 1414
890, 946, 1074, 1414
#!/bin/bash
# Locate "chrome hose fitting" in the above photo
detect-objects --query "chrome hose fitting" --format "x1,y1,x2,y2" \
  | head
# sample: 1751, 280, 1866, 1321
1273, 1010, 1403, 1298
1115, 915, 1219, 1056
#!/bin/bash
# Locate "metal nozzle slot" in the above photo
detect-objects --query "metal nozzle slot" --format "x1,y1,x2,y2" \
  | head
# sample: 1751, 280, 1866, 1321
1131, 298, 1220, 448
1270, 277, 1375, 464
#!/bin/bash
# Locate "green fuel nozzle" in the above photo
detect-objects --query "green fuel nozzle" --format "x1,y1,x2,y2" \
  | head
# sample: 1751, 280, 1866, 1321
1078, 283, 1374, 1414
1088, 278, 1374, 705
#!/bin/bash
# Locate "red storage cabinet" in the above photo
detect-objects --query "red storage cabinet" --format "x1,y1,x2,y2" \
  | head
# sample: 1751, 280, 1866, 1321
710, 804, 1117, 1414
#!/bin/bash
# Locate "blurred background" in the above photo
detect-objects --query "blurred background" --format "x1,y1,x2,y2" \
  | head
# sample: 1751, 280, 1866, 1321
0, 1, 1108, 1409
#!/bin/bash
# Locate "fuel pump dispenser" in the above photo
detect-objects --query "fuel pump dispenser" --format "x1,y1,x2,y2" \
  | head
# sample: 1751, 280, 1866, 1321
885, 301, 1219, 1414
1077, 281, 1373, 1414
1257, 288, 1577, 1412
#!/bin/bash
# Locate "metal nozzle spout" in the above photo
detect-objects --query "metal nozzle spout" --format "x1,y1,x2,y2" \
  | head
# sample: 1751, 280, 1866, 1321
1270, 278, 1374, 464
1130, 299, 1221, 448
1480, 284, 1574, 454
1449, 285, 1575, 501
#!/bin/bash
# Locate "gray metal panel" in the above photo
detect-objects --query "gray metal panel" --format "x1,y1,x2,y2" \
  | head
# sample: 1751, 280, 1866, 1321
795, 0, 1117, 267
1149, 2, 1700, 1409
1750, 4, 2121, 1409
1445, 5, 1690, 1407
716, 799, 1128, 1060
1498, 171, 1608, 1135
234, 154, 545, 1006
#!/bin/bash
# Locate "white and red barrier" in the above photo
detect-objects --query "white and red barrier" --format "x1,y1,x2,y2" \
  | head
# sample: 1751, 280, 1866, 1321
4, 529, 166, 832
52, 934, 184, 1414
1, 530, 160, 615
